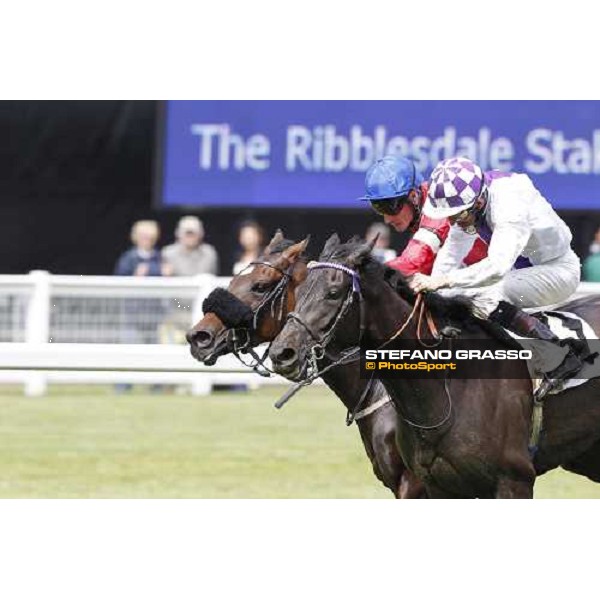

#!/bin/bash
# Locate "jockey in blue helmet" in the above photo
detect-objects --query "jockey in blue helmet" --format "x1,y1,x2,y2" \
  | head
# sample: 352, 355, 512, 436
360, 155, 488, 276
360, 155, 425, 231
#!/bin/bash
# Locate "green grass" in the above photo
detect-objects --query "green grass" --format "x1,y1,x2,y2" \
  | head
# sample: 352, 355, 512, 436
0, 384, 598, 498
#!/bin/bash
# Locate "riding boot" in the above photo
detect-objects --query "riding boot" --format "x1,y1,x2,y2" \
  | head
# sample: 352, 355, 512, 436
488, 300, 587, 397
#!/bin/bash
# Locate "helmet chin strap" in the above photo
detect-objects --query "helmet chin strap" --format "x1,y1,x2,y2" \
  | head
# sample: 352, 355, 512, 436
408, 186, 424, 231
464, 188, 489, 234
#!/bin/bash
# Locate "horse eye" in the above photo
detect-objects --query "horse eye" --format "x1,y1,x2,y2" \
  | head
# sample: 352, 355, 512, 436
251, 282, 271, 294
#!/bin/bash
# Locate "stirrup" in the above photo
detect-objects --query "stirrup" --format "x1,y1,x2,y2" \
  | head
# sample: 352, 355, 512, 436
534, 377, 559, 401
536, 352, 584, 400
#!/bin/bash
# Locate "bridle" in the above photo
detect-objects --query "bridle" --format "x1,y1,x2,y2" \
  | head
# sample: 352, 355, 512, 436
285, 261, 367, 374
284, 260, 442, 378
226, 259, 297, 377
275, 260, 371, 415
276, 259, 453, 431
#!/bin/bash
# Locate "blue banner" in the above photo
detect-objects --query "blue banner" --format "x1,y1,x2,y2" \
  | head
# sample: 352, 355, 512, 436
157, 101, 600, 210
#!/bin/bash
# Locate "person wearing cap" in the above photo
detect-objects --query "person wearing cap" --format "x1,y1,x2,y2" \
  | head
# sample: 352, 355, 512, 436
410, 156, 588, 397
159, 217, 219, 353
162, 216, 219, 276
360, 155, 487, 277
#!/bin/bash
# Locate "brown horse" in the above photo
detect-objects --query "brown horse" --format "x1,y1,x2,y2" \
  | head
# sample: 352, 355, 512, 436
186, 230, 424, 498
269, 234, 600, 498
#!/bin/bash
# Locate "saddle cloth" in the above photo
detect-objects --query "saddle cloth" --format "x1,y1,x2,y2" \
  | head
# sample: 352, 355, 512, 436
506, 310, 600, 396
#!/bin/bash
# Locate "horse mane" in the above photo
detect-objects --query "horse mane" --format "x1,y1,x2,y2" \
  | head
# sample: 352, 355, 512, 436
321, 236, 510, 339
382, 262, 518, 341
381, 264, 483, 332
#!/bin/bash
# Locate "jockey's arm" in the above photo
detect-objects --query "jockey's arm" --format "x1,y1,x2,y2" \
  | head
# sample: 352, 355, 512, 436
386, 227, 443, 276
431, 225, 476, 277
446, 222, 530, 288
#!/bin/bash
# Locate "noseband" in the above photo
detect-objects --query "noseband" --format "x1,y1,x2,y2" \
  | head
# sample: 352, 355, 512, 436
276, 260, 451, 430
230, 260, 297, 375
202, 259, 297, 376
284, 260, 444, 379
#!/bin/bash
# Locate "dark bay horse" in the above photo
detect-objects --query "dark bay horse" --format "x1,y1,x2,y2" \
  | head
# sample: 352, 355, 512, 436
269, 234, 600, 498
186, 230, 424, 498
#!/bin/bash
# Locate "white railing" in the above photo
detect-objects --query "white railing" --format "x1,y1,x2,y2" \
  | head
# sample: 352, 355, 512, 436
0, 271, 597, 397
0, 271, 289, 396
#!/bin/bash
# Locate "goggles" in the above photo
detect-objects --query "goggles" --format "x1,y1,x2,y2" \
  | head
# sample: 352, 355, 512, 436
449, 187, 489, 227
369, 194, 411, 217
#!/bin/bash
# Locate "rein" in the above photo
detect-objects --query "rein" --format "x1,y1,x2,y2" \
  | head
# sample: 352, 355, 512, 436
275, 261, 445, 421
286, 261, 365, 368
282, 261, 366, 382
288, 262, 441, 367
228, 259, 295, 377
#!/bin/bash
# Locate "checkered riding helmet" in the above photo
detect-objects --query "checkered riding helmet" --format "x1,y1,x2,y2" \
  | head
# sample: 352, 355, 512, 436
423, 157, 486, 219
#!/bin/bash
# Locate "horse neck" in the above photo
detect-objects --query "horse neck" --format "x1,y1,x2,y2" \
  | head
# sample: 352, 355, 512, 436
313, 271, 403, 413
360, 268, 448, 421
318, 354, 373, 413
361, 268, 419, 342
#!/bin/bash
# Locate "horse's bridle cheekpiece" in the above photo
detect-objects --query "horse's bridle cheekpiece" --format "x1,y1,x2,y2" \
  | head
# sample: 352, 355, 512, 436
285, 260, 365, 361
275, 259, 452, 431
276, 260, 368, 410
275, 261, 365, 396
202, 259, 295, 376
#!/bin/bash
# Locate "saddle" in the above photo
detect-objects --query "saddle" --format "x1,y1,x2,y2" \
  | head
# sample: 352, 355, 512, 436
519, 310, 600, 396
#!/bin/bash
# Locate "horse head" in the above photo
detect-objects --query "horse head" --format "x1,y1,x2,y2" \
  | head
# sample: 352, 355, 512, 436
269, 233, 384, 381
186, 229, 310, 365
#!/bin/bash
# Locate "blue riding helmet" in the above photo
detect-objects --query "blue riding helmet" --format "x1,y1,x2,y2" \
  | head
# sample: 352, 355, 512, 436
359, 155, 424, 202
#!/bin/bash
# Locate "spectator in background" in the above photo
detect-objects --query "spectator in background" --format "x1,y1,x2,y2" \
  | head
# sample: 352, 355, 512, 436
114, 220, 172, 277
162, 216, 219, 276
114, 220, 170, 393
160, 216, 219, 350
365, 222, 397, 264
583, 226, 600, 282
232, 221, 265, 275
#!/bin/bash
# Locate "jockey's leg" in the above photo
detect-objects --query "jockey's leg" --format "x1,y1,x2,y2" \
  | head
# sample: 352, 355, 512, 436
439, 249, 587, 395
492, 250, 589, 395
487, 299, 587, 394
497, 248, 581, 310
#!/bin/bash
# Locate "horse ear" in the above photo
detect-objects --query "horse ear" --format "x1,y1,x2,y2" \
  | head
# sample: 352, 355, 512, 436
321, 233, 341, 258
368, 232, 380, 247
265, 229, 285, 254
347, 237, 377, 266
281, 236, 310, 264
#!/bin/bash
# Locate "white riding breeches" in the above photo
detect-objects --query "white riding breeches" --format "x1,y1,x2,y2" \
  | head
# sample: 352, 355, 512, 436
438, 248, 581, 319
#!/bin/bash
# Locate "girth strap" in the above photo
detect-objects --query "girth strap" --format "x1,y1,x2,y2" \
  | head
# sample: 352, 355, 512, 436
352, 396, 392, 423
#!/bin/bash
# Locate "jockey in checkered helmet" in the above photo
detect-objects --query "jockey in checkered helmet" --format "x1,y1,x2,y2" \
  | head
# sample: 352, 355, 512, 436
412, 156, 591, 398
359, 155, 488, 276
424, 157, 488, 222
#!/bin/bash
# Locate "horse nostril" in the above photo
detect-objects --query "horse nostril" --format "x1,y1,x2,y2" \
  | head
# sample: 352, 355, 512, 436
187, 329, 214, 348
276, 347, 297, 366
